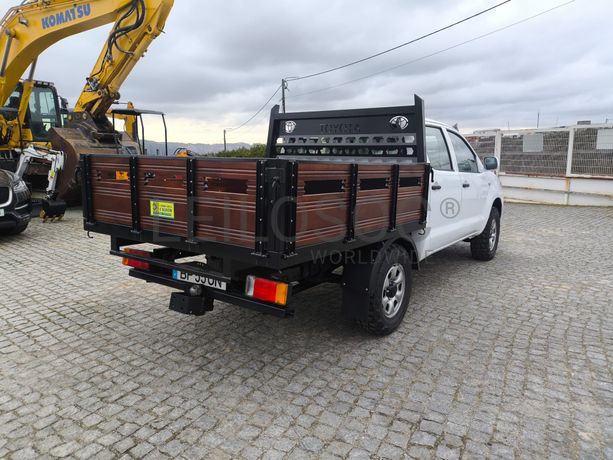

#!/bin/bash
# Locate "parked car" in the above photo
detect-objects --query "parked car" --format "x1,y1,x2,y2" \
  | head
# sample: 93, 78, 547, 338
80, 96, 502, 335
0, 169, 31, 235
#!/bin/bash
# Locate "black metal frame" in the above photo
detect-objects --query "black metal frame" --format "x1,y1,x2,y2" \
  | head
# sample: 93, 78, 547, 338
128, 269, 292, 318
111, 108, 169, 156
86, 217, 424, 272
81, 154, 94, 225
186, 157, 196, 242
266, 94, 426, 161
346, 163, 359, 242
129, 155, 140, 233
390, 164, 400, 231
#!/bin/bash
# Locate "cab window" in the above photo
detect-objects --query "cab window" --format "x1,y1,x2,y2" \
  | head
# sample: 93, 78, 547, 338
28, 86, 61, 142
2, 88, 22, 121
425, 127, 452, 171
448, 131, 479, 173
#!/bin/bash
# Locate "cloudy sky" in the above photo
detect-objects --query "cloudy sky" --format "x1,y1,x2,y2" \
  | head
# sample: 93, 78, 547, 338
34, 0, 612, 144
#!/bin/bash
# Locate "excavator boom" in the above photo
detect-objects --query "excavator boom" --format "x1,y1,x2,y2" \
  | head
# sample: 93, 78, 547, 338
1, 0, 172, 108
0, 0, 173, 204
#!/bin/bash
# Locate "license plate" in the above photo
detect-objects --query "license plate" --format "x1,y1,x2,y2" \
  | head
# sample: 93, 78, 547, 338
0, 208, 4, 217
172, 270, 227, 291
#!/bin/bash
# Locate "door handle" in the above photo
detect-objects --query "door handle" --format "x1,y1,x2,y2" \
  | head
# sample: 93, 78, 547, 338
462, 183, 470, 188
431, 183, 442, 190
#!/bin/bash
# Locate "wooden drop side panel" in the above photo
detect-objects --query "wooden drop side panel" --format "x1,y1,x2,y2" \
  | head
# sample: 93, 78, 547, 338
89, 156, 132, 227
86, 155, 428, 255
295, 162, 351, 248
194, 160, 258, 247
137, 158, 188, 237
355, 164, 393, 236
397, 164, 428, 226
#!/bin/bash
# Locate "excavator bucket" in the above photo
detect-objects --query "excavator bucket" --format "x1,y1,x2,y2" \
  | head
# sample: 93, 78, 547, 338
48, 114, 138, 205
41, 198, 67, 222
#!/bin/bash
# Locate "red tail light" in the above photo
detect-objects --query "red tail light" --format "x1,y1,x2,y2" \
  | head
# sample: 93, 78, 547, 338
245, 276, 289, 306
122, 248, 151, 270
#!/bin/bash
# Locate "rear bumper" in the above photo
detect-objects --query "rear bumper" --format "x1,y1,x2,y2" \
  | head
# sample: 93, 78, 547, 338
0, 204, 31, 231
128, 268, 293, 318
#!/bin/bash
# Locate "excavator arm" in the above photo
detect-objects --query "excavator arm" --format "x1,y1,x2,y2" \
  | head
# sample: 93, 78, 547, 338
0, 0, 173, 204
0, 0, 173, 110
74, 0, 172, 121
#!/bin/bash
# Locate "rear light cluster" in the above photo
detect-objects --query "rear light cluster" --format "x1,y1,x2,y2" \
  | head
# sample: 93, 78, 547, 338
122, 248, 151, 270
245, 276, 288, 306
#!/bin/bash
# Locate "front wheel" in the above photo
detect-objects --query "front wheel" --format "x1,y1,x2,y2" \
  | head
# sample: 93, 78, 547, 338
359, 244, 412, 335
470, 207, 500, 261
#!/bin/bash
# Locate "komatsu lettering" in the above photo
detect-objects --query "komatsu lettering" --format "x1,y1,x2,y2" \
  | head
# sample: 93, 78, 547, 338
42, 4, 91, 30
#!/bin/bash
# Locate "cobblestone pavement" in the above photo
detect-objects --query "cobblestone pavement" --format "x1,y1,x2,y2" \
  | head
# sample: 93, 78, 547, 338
0, 204, 611, 459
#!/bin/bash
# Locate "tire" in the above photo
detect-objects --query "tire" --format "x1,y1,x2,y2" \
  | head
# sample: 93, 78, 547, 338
470, 207, 500, 261
358, 244, 412, 336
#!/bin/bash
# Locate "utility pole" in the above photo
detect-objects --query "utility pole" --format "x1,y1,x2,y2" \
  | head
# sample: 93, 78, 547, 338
537, 111, 540, 129
281, 79, 288, 113
223, 129, 227, 152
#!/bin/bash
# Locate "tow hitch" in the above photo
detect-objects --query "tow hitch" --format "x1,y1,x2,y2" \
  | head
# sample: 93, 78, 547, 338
169, 292, 214, 316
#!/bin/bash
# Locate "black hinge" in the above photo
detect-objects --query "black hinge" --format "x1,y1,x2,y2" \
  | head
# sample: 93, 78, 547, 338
346, 163, 359, 242
129, 155, 140, 233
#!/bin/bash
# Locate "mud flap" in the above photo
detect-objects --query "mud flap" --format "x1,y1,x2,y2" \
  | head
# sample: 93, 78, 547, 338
341, 254, 376, 322
169, 292, 214, 316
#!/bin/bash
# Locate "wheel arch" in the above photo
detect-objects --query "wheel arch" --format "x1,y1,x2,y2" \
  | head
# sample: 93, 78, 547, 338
384, 236, 419, 270
492, 197, 503, 218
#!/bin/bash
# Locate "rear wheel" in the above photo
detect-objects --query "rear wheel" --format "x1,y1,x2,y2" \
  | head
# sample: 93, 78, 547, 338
358, 244, 412, 335
470, 207, 500, 261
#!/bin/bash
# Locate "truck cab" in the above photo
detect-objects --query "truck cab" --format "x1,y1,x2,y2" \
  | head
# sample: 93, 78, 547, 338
417, 120, 503, 261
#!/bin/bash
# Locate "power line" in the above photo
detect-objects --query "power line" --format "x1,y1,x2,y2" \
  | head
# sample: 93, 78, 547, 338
285, 0, 511, 82
228, 84, 282, 132
289, 0, 575, 100
235, 97, 284, 135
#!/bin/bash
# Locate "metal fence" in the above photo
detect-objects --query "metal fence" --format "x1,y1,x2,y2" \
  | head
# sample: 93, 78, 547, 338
465, 125, 613, 178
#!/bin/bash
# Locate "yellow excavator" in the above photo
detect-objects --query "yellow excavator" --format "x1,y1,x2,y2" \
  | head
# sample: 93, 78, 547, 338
0, 0, 174, 212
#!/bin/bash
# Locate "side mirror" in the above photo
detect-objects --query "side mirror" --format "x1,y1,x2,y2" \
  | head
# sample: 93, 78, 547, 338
484, 156, 498, 171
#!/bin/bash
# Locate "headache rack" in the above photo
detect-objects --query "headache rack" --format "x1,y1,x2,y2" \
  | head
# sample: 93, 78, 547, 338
267, 96, 425, 160
82, 95, 430, 271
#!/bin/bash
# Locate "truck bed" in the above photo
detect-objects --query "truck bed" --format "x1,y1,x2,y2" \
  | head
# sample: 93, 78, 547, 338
82, 97, 430, 271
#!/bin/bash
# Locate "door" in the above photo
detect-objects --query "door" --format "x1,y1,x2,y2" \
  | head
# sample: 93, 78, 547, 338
424, 126, 465, 254
446, 130, 491, 234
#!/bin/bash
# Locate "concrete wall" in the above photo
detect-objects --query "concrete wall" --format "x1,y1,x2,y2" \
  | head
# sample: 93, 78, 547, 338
499, 174, 613, 207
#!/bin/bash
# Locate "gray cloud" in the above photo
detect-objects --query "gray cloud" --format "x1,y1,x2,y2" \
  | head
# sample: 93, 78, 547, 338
33, 0, 613, 142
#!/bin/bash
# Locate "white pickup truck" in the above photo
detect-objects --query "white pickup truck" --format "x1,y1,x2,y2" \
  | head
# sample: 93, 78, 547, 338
81, 96, 503, 335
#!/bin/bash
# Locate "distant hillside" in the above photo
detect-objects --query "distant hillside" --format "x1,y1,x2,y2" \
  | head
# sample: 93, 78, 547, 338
144, 140, 250, 156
